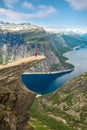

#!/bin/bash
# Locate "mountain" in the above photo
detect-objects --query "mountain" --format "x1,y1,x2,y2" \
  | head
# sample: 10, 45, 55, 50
44, 26, 87, 35
0, 22, 87, 130
30, 72, 87, 130
60, 33, 87, 49
81, 33, 87, 39
0, 23, 87, 72
0, 23, 66, 72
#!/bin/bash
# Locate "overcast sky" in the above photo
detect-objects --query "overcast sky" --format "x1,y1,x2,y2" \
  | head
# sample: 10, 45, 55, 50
0, 0, 87, 29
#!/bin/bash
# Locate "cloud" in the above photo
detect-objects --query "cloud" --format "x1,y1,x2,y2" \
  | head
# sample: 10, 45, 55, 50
0, 1, 57, 22
4, 0, 18, 8
37, 5, 57, 18
22, 1, 34, 10
66, 0, 87, 10
0, 6, 57, 21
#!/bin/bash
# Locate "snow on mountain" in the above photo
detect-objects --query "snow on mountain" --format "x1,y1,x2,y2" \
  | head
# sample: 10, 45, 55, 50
43, 26, 87, 35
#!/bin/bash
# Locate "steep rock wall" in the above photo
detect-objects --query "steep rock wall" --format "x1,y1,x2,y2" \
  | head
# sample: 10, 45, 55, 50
0, 56, 45, 130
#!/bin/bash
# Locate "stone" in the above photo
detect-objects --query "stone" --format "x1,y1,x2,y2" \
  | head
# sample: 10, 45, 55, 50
0, 56, 45, 130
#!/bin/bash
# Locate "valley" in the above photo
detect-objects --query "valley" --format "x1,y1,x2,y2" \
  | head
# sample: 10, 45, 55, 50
0, 22, 87, 130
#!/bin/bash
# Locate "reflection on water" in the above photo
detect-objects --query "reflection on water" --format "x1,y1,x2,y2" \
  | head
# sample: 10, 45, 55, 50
21, 47, 87, 95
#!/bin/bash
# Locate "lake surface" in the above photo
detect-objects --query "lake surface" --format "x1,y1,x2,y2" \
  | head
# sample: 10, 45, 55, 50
54, 47, 87, 88
21, 47, 87, 95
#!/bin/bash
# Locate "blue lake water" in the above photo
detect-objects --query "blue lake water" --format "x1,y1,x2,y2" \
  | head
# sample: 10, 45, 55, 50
21, 47, 87, 95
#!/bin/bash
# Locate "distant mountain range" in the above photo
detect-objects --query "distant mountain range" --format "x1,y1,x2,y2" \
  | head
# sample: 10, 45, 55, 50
44, 26, 87, 35
81, 33, 87, 39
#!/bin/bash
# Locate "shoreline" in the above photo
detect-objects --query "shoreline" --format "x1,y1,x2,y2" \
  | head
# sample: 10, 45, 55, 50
23, 68, 74, 75
23, 46, 86, 75
24, 49, 76, 75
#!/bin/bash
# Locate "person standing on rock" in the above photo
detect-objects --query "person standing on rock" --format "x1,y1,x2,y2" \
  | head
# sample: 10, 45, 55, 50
34, 51, 38, 56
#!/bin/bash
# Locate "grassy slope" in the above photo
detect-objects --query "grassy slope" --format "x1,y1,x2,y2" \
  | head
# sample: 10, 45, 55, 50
49, 34, 87, 69
30, 99, 74, 130
56, 34, 87, 68
61, 34, 87, 48
30, 72, 87, 130
24, 31, 50, 44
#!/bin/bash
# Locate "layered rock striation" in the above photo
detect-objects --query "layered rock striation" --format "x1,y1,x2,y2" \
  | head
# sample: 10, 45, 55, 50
0, 56, 45, 130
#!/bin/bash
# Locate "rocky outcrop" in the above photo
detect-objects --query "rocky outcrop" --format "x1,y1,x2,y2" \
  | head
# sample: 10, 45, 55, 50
0, 56, 45, 130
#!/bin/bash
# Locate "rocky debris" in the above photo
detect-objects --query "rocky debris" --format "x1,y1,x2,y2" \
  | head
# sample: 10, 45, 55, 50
0, 56, 45, 130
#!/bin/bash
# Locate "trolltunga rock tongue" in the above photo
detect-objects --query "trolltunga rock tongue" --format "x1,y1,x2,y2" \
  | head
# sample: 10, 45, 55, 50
0, 55, 45, 130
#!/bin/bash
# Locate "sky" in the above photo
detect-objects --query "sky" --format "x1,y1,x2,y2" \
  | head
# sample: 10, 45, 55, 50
0, 0, 87, 30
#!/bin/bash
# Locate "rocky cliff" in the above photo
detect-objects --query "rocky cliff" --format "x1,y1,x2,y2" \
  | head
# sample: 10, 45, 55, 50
0, 22, 73, 72
0, 55, 45, 130
1, 23, 87, 72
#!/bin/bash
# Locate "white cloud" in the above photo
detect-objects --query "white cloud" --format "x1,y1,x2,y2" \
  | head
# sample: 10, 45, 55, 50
4, 0, 18, 8
0, 1, 57, 22
66, 0, 87, 10
37, 6, 57, 18
22, 1, 34, 10
43, 26, 87, 34
0, 6, 57, 21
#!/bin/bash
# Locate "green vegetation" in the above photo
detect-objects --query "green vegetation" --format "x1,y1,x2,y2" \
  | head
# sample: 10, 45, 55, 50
0, 58, 3, 64
0, 53, 3, 64
50, 64, 59, 71
30, 100, 74, 130
61, 34, 87, 49
50, 33, 87, 69
35, 125, 48, 130
30, 72, 87, 130
24, 31, 49, 44
0, 29, 50, 46
52, 46, 74, 69
49, 33, 76, 69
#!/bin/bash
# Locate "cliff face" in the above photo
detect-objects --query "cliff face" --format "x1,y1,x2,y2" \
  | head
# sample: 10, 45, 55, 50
0, 23, 69, 72
0, 56, 45, 130
1, 23, 87, 72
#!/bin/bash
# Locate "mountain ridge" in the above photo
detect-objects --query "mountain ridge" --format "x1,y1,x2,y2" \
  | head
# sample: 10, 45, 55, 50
1, 22, 87, 72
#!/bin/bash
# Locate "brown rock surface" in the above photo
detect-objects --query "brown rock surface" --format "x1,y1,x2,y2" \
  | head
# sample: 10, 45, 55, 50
0, 56, 45, 130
